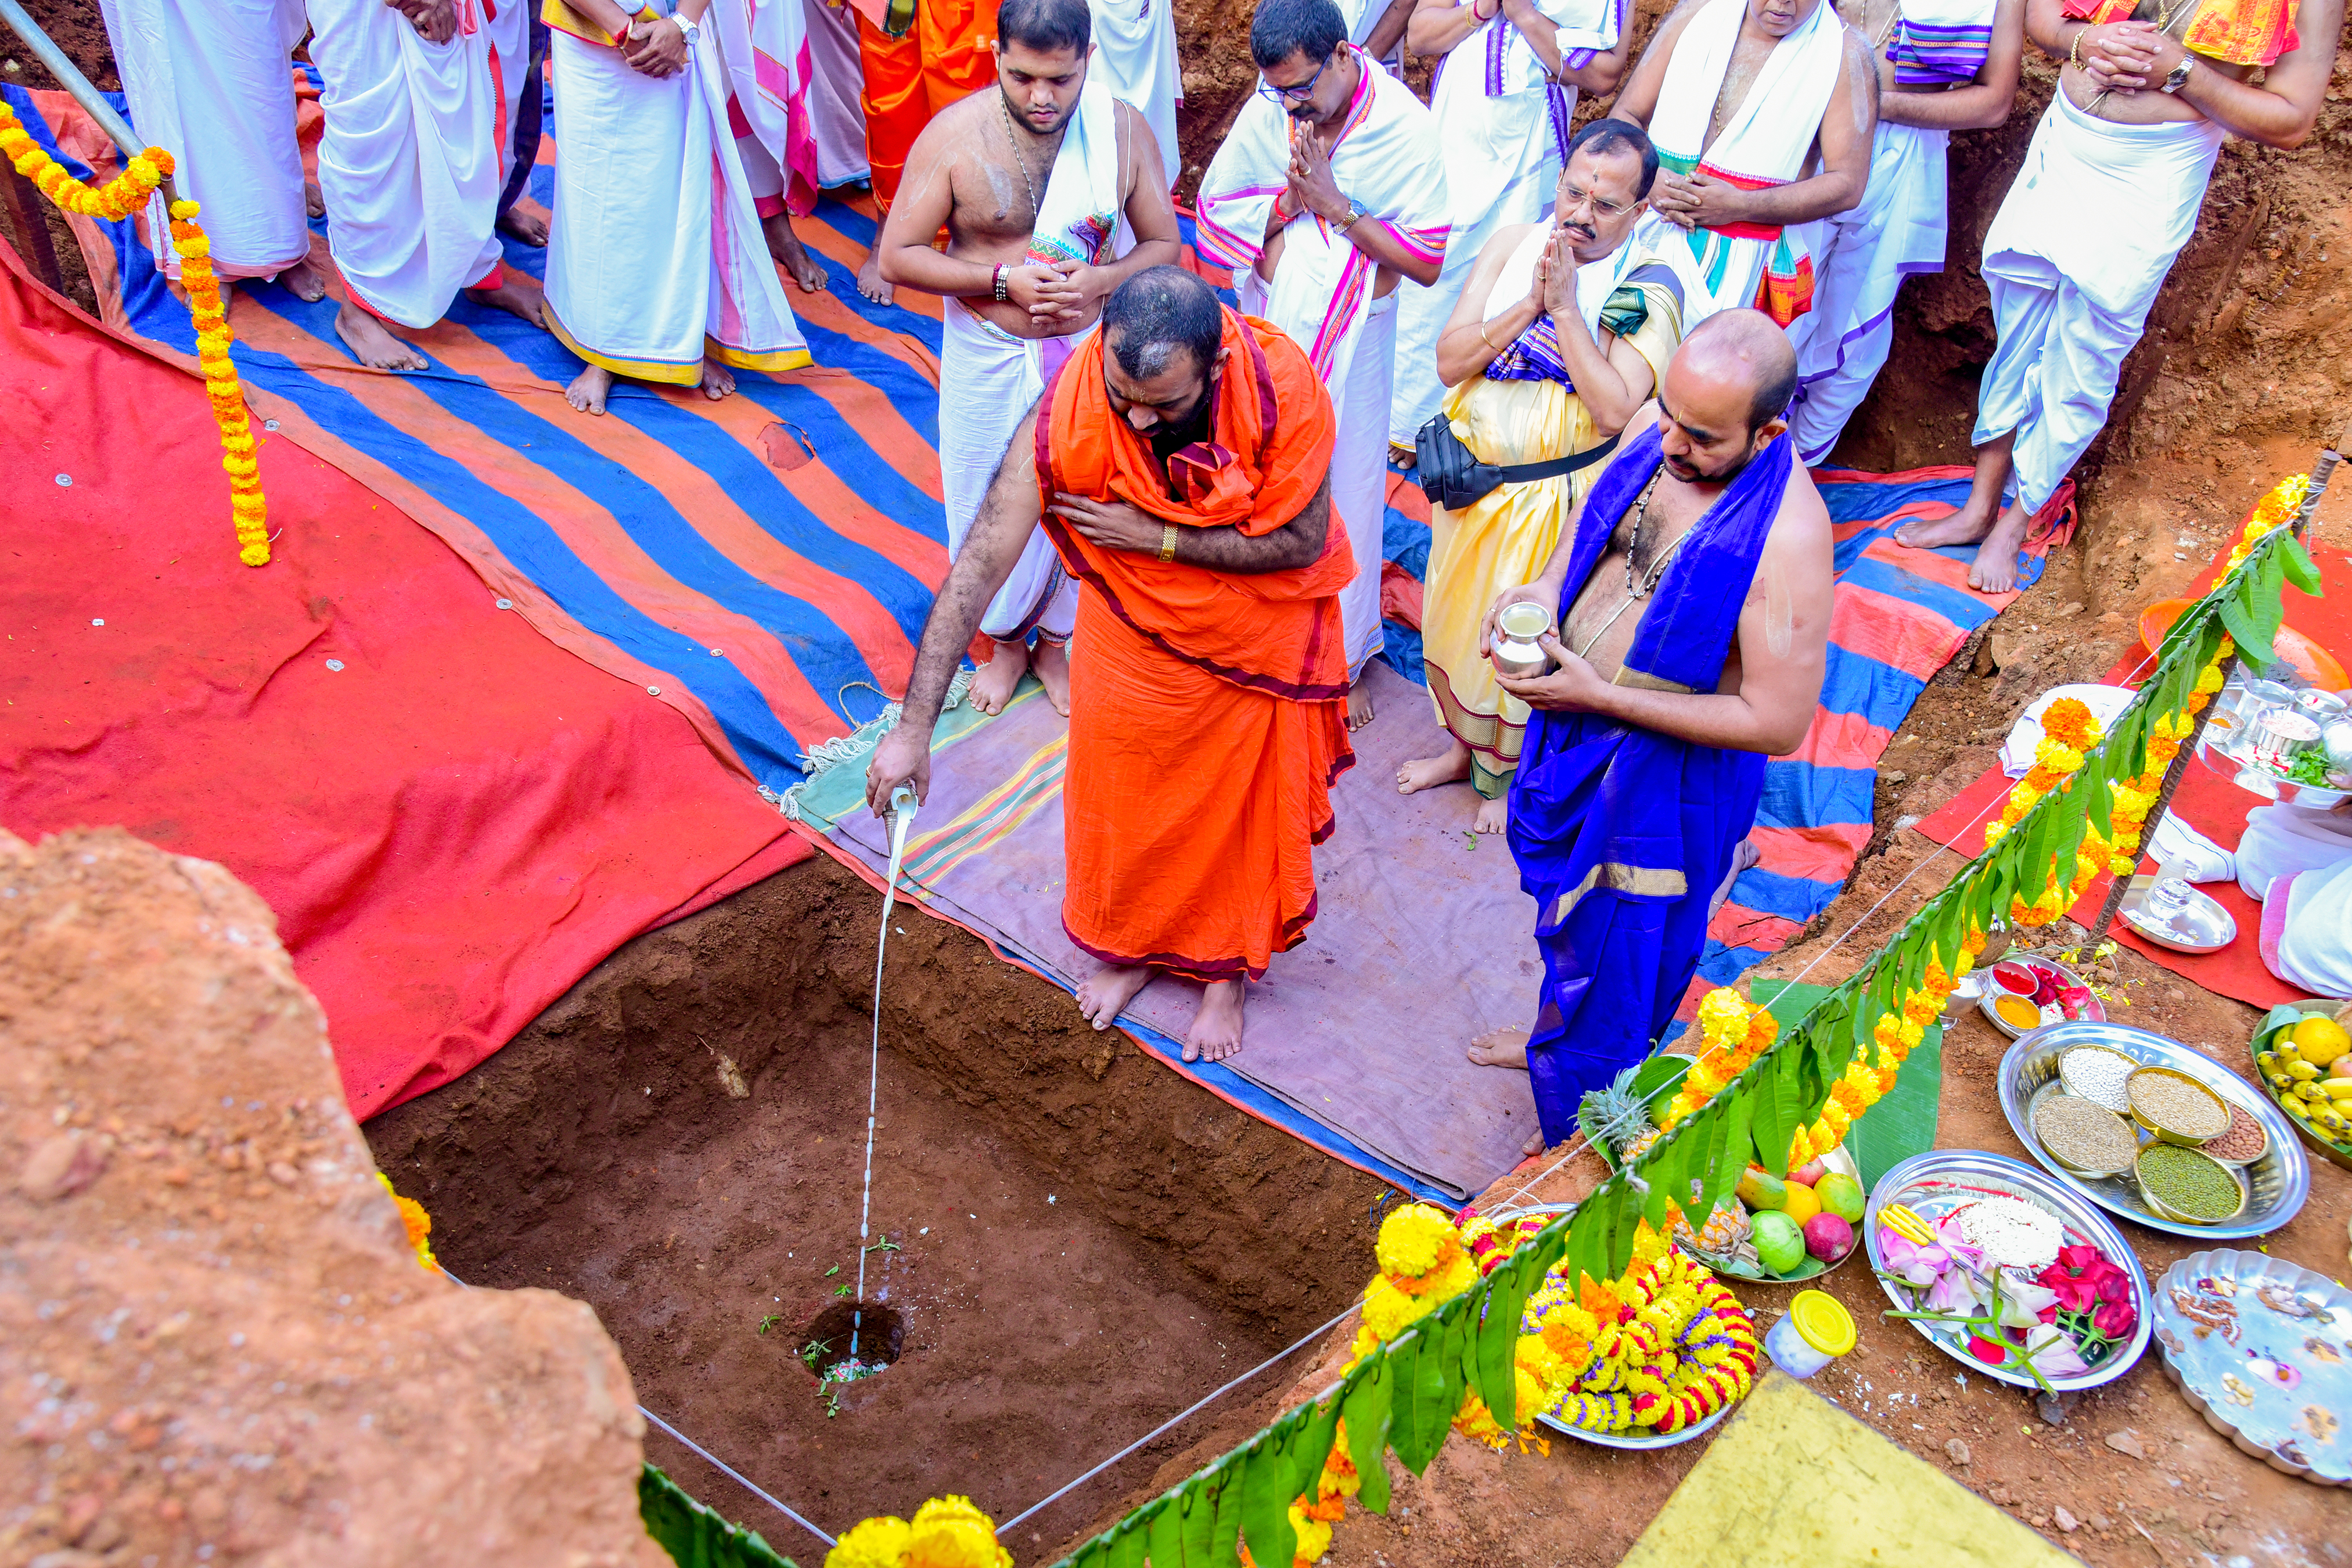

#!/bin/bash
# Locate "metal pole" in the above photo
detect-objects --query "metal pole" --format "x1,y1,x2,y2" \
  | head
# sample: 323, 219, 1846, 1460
0, 0, 181, 209
2090, 414, 2348, 942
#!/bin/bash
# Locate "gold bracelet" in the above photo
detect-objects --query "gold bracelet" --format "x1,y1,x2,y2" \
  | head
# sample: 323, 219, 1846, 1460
1158, 523, 1178, 563
2068, 26, 2085, 69
1478, 322, 1497, 351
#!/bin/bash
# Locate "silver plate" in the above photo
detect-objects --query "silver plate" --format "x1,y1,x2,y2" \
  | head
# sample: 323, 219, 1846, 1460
2117, 875, 2238, 955
2197, 732, 2352, 810
1865, 1150, 2150, 1392
1683, 1143, 1867, 1285
1998, 1022, 2309, 1239
2151, 1249, 2352, 1485
1490, 1204, 1749, 1449
1977, 954, 2105, 1040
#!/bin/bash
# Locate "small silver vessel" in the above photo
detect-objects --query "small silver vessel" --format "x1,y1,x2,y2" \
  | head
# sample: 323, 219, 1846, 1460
1491, 600, 1556, 680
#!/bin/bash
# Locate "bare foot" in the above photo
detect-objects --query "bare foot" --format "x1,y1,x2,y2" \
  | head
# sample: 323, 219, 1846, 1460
1966, 503, 2033, 594
1077, 962, 1152, 1030
1521, 1128, 1544, 1156
305, 179, 325, 218
278, 257, 328, 303
1473, 793, 1508, 835
497, 204, 550, 247
1184, 981, 1245, 1062
1347, 676, 1376, 732
1467, 1026, 1529, 1070
967, 641, 1030, 715
333, 301, 429, 371
466, 272, 548, 328
1397, 739, 1470, 794
855, 245, 893, 305
1893, 494, 1998, 552
566, 362, 614, 415
699, 358, 736, 401
1031, 638, 1071, 716
763, 212, 829, 292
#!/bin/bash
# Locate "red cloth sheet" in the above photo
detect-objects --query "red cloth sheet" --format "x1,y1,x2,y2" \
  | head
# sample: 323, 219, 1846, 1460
0, 249, 805, 1119
1917, 534, 2350, 1008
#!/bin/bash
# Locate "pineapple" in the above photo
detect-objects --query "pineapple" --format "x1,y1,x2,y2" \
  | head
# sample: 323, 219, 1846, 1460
1577, 1064, 1657, 1164
1696, 1201, 1751, 1254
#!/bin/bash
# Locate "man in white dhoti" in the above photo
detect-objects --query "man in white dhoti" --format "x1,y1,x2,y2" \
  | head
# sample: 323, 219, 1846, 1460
1087, 0, 1182, 188
98, 0, 325, 300
876, 0, 1182, 715
543, 0, 813, 412
1783, 0, 2024, 464
1613, 0, 1876, 329
310, 0, 547, 370
1385, 0, 1634, 450
1895, 0, 2337, 591
802, 0, 873, 191
713, 0, 839, 290
494, 13, 554, 246
1198, 0, 1448, 729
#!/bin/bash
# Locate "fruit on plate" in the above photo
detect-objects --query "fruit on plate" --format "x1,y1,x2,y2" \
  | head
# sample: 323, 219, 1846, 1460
1696, 1201, 1750, 1254
1753, 1211, 1806, 1274
2292, 1016, 2351, 1068
1736, 1167, 1789, 1211
1790, 1157, 1828, 1186
1803, 1213, 1855, 1263
1779, 1180, 1821, 1227
1814, 1171, 1865, 1223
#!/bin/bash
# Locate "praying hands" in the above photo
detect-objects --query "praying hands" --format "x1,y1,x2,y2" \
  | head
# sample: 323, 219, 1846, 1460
1283, 129, 1351, 227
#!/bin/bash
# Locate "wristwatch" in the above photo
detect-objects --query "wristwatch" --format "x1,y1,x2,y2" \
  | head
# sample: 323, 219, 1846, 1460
2160, 53, 2194, 93
672, 12, 701, 44
1336, 199, 1368, 233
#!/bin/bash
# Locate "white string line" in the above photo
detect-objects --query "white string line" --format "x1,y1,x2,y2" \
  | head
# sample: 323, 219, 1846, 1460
639, 1404, 841, 1550
437, 1268, 839, 1549
853, 802, 915, 1362
992, 1300, 1364, 1540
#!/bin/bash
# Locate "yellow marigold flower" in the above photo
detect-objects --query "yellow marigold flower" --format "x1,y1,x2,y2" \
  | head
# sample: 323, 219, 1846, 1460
826, 1515, 912, 1568
1375, 1204, 1459, 1279
906, 1496, 1010, 1568
1291, 1508, 1334, 1564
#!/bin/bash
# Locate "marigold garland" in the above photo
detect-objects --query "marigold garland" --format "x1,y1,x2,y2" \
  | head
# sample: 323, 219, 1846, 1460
824, 1495, 1010, 1568
376, 1173, 437, 1271
0, 103, 269, 566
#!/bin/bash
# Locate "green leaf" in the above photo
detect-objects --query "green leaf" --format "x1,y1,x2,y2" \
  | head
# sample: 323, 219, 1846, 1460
639, 1464, 799, 1568
1178, 1463, 1220, 1566
1475, 1264, 1536, 1429
2281, 534, 2324, 596
1068, 1541, 1112, 1568
1144, 1493, 1185, 1568
1386, 1326, 1448, 1474
1106, 1514, 1146, 1568
1749, 1048, 1792, 1180
2219, 587, 2275, 668
1342, 1356, 1394, 1514
1290, 1394, 1342, 1523
1238, 1429, 1299, 1568
1638, 1131, 1677, 1233
1209, 1455, 1247, 1568
1700, 1084, 1754, 1222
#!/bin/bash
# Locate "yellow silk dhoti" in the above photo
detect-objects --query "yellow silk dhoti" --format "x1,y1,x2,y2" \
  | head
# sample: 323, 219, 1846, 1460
1422, 376, 1605, 797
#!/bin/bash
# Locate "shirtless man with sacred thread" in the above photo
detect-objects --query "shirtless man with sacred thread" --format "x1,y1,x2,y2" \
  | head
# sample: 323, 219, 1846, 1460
1467, 311, 1835, 1153
877, 0, 1182, 715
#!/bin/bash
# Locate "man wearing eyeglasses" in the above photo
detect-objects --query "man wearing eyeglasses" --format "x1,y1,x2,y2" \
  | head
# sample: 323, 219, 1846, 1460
1384, 0, 1637, 453
1398, 120, 1688, 841
1197, 0, 1449, 733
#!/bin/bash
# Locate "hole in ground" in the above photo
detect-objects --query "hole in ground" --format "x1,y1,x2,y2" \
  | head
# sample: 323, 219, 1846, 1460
367, 858, 1389, 1547
796, 1299, 904, 1379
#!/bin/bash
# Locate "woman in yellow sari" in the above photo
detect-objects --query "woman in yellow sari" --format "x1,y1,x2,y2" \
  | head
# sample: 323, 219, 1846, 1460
1397, 120, 1686, 833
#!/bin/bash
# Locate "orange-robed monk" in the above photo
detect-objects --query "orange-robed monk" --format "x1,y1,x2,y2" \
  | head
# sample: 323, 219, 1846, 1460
866, 265, 1354, 1062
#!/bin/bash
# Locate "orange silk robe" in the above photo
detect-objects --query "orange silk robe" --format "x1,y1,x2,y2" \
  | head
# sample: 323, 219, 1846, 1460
856, 0, 999, 211
1036, 310, 1355, 982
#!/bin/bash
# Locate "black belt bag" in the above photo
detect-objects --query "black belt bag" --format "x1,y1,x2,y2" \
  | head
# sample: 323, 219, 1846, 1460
1413, 412, 1620, 513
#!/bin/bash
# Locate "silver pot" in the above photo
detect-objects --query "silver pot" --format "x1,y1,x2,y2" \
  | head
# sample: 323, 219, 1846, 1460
2322, 715, 2352, 771
1491, 600, 1556, 681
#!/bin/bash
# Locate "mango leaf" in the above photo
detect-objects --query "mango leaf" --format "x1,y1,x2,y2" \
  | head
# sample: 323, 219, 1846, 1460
1697, 1084, 1753, 1223
1237, 1429, 1299, 1568
1138, 1494, 1183, 1568
1430, 1312, 1472, 1456
1106, 1515, 1145, 1568
1387, 1323, 1451, 1474
2281, 533, 2324, 596
1474, 1264, 1537, 1428
2219, 590, 2275, 670
1342, 1355, 1394, 1514
1638, 1130, 1678, 1233
1177, 1467, 1218, 1566
1750, 1046, 1793, 1179
1208, 1455, 1246, 1568
1289, 1394, 1342, 1525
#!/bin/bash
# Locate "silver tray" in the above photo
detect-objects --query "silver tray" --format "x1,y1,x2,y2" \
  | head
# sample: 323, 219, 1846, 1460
2117, 875, 2238, 955
1865, 1150, 2150, 1392
1998, 1022, 2308, 1239
2152, 1249, 2352, 1485
2197, 732, 2352, 810
1977, 953, 2106, 1040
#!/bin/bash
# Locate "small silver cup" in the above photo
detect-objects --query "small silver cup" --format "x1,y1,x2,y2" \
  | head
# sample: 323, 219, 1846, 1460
1491, 600, 1556, 680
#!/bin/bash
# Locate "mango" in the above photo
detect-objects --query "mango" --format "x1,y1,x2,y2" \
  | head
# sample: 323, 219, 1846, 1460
2292, 1016, 2351, 1067
1736, 1167, 1789, 1211
1814, 1171, 1866, 1223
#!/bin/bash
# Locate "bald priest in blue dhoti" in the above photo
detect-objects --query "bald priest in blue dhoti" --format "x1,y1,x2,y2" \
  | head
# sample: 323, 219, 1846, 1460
1466, 311, 1835, 1150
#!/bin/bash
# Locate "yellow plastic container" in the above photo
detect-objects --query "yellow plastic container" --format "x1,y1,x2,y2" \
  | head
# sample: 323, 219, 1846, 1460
1765, 1289, 1857, 1378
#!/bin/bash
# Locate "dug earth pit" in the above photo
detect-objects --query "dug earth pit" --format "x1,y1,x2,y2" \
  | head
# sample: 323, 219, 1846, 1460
365, 854, 1388, 1551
